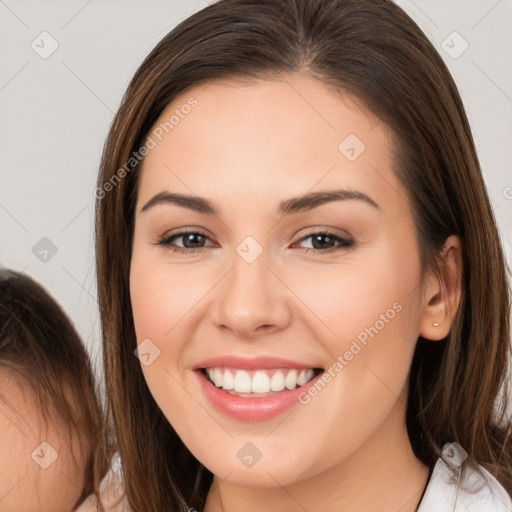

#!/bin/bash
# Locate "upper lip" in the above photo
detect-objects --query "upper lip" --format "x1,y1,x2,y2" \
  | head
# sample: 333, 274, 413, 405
192, 356, 323, 371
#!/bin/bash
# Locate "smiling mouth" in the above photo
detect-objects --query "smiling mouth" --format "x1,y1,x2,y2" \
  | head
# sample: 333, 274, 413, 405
200, 367, 324, 397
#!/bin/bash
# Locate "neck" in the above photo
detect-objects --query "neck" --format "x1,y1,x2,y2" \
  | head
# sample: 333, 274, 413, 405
204, 399, 430, 512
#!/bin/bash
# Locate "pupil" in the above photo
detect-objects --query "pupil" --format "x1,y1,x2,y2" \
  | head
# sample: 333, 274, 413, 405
312, 234, 333, 250
184, 233, 204, 248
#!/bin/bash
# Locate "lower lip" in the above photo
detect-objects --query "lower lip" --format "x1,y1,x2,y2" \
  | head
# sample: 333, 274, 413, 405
195, 370, 323, 422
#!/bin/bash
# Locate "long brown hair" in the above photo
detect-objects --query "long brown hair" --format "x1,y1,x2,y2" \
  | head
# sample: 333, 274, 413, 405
95, 0, 512, 510
0, 268, 108, 509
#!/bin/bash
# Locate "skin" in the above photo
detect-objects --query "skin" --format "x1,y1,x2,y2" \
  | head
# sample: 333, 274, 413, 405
0, 370, 87, 512
130, 75, 462, 512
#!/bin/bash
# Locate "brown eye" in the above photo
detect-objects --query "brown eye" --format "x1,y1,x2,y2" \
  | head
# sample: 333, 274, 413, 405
296, 231, 354, 253
157, 230, 215, 254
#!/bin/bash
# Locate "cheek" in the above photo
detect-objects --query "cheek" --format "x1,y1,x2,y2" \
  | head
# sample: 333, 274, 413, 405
287, 248, 421, 355
130, 248, 210, 346
129, 250, 217, 426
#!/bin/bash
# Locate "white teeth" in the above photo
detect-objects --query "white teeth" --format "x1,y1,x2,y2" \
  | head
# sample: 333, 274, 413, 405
233, 370, 252, 393
296, 369, 307, 387
251, 371, 270, 393
285, 369, 298, 390
204, 367, 317, 393
222, 369, 234, 390
297, 369, 314, 386
270, 371, 285, 392
213, 368, 223, 387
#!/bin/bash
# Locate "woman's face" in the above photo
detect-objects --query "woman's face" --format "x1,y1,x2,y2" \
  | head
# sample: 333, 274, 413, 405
130, 75, 428, 485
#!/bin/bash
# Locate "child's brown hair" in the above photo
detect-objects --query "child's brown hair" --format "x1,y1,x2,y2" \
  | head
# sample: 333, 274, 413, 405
0, 268, 109, 509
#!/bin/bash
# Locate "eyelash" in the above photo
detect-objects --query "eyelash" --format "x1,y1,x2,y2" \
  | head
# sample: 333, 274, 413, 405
156, 229, 355, 255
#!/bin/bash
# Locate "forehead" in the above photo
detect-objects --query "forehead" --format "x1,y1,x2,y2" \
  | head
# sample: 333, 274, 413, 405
137, 76, 405, 216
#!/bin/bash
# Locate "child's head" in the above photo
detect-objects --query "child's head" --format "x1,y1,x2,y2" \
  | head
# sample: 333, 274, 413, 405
0, 268, 106, 511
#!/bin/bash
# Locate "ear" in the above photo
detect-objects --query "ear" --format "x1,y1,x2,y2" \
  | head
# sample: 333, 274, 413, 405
419, 235, 463, 341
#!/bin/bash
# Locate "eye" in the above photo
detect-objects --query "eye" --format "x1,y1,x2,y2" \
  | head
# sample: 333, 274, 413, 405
156, 229, 215, 254
295, 231, 354, 254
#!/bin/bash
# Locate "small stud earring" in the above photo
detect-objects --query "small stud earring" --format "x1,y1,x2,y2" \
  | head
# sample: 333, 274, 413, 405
433, 322, 440, 328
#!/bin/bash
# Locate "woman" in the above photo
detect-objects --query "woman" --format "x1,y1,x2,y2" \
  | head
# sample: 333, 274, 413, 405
91, 0, 512, 510
0, 269, 108, 511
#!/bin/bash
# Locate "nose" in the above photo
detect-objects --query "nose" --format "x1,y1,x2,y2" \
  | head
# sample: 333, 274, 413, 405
211, 249, 292, 339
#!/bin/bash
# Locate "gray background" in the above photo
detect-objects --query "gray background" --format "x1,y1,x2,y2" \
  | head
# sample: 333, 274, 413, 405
1, 0, 511, 379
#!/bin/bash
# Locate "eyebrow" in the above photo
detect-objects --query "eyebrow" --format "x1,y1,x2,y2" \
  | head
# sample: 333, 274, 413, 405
140, 188, 380, 216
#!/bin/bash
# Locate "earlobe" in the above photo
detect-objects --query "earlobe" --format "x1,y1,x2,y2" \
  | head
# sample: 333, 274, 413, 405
419, 235, 463, 341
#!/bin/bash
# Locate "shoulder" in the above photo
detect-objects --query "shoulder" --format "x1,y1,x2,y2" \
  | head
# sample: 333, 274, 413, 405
418, 442, 512, 511
75, 468, 131, 512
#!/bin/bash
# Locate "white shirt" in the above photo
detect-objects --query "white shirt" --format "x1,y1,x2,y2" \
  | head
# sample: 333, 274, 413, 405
77, 442, 512, 512
418, 442, 512, 511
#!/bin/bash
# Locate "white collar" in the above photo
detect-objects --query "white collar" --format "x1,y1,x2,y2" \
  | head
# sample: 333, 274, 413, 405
417, 442, 512, 511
